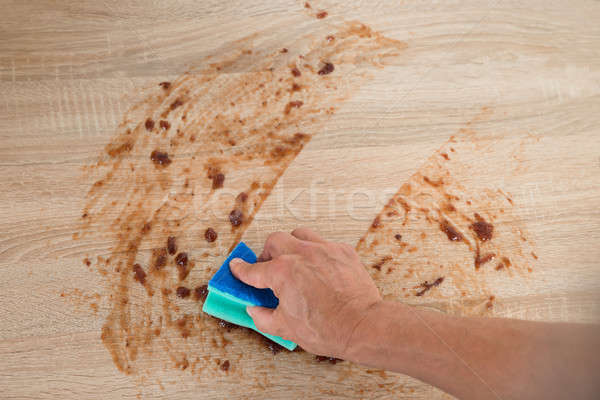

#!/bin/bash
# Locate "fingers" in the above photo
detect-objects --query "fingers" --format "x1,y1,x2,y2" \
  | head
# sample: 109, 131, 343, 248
230, 258, 275, 289
247, 306, 282, 336
259, 228, 323, 262
260, 231, 302, 260
291, 227, 325, 243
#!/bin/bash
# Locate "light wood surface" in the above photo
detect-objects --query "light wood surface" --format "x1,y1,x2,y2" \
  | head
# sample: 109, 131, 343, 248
1, 1, 600, 399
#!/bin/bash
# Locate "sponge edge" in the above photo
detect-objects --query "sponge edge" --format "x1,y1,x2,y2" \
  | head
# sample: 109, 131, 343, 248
202, 242, 297, 351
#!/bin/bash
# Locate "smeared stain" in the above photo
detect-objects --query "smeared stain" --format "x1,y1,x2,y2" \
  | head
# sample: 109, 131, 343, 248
75, 21, 407, 378
220, 359, 230, 371
176, 286, 190, 298
133, 264, 146, 285
145, 118, 155, 131
150, 150, 171, 167
284, 100, 304, 114
474, 248, 496, 269
167, 236, 177, 255
193, 284, 209, 302
204, 227, 218, 242
415, 277, 444, 297
60, 289, 102, 314
371, 256, 391, 271
159, 120, 171, 130
440, 219, 463, 241
318, 62, 335, 75
356, 112, 538, 316
471, 213, 493, 241
229, 209, 244, 227
371, 216, 382, 229
316, 355, 343, 364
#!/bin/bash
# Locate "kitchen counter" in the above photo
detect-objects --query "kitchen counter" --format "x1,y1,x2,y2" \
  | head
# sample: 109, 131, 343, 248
1, 1, 599, 398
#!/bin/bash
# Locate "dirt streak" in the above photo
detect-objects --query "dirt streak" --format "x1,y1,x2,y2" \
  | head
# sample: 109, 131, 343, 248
77, 22, 406, 376
356, 113, 538, 316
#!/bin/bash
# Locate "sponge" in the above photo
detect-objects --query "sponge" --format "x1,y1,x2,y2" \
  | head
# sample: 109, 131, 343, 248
202, 242, 297, 351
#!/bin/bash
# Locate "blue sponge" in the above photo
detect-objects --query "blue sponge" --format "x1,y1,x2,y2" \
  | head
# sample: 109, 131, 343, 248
202, 242, 297, 351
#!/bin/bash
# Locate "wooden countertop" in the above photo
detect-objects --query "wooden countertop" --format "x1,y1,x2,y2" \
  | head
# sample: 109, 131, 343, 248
1, 1, 599, 398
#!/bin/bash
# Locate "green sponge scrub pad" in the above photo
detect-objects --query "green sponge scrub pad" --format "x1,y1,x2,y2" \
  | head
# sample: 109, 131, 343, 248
202, 242, 297, 351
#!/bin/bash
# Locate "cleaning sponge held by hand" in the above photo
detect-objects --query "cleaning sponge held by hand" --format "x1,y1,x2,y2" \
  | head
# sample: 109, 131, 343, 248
202, 242, 297, 351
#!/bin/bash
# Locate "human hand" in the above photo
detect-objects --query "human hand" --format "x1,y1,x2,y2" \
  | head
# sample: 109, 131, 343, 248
229, 227, 382, 358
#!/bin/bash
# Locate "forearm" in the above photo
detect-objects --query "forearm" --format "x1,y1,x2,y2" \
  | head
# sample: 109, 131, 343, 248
230, 229, 599, 398
344, 301, 600, 400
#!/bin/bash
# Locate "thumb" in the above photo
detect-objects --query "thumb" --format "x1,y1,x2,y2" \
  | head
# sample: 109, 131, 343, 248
247, 306, 280, 336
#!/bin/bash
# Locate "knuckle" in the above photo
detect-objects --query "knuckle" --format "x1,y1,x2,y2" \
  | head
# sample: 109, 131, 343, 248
267, 231, 287, 243
295, 239, 315, 255
271, 255, 296, 279
275, 254, 294, 269
268, 257, 286, 274
339, 243, 356, 255
265, 231, 286, 251
306, 243, 326, 260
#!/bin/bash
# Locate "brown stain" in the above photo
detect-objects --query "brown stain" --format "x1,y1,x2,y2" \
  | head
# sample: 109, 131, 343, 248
440, 219, 463, 241
75, 21, 407, 377
318, 62, 335, 75
471, 213, 494, 241
60, 288, 102, 314
355, 109, 538, 316
315, 355, 343, 364
371, 256, 391, 271
415, 277, 444, 297
474, 245, 496, 270
166, 236, 177, 255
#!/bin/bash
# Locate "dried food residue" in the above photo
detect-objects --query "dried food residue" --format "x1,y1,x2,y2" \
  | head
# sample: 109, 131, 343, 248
371, 256, 391, 271
76, 21, 408, 378
220, 360, 230, 372
194, 285, 209, 302
150, 150, 172, 167
167, 236, 177, 255
440, 220, 463, 241
355, 113, 538, 316
176, 286, 191, 298
471, 213, 493, 241
316, 355, 343, 364
133, 264, 146, 285
204, 228, 218, 243
145, 118, 155, 131
318, 62, 335, 75
229, 209, 243, 227
415, 277, 444, 297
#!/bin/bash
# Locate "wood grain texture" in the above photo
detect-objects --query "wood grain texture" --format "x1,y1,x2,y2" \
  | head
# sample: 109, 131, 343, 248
1, 0, 600, 399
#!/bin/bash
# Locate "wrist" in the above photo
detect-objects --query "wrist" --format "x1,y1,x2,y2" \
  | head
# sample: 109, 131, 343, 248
341, 300, 390, 362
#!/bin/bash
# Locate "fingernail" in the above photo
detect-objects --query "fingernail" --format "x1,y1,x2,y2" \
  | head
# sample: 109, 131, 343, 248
246, 306, 255, 318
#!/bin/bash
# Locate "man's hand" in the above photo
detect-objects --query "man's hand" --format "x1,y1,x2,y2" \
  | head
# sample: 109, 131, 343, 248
230, 227, 600, 400
229, 227, 381, 358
